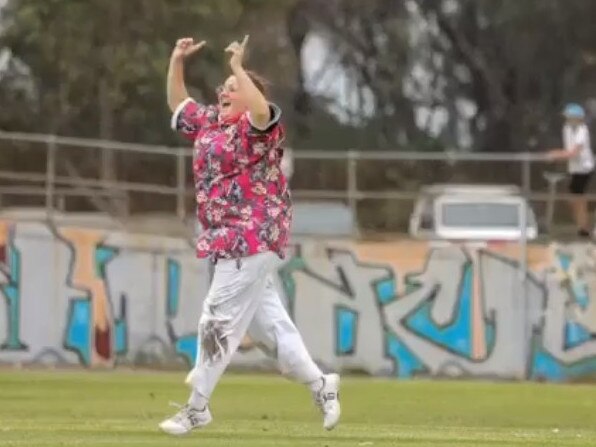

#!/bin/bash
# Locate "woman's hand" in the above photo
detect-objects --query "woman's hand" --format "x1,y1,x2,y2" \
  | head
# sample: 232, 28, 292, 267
224, 35, 271, 128
225, 35, 249, 71
167, 38, 205, 112
172, 38, 206, 61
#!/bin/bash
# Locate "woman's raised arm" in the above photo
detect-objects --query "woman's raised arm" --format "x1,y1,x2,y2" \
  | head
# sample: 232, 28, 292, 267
167, 38, 206, 112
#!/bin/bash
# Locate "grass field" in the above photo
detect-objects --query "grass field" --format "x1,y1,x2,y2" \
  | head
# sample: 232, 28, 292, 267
0, 371, 595, 446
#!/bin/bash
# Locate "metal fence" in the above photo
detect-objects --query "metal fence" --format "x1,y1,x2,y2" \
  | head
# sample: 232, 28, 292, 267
0, 130, 588, 236
1, 131, 581, 340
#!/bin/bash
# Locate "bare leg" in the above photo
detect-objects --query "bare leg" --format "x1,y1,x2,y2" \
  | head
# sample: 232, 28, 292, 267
570, 195, 590, 233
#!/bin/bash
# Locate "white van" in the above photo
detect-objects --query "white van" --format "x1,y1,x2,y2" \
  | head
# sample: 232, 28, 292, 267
409, 184, 538, 241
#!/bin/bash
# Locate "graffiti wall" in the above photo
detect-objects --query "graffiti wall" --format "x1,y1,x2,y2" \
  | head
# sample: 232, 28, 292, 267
1, 219, 595, 382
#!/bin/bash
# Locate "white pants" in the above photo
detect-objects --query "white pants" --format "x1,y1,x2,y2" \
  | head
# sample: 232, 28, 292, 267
186, 251, 322, 398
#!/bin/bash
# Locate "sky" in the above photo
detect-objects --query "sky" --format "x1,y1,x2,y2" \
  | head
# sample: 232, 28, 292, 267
301, 32, 375, 126
299, 0, 475, 149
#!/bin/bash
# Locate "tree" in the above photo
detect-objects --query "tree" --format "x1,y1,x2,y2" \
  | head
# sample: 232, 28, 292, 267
0, 0, 252, 143
3, 0, 596, 154
414, 0, 596, 151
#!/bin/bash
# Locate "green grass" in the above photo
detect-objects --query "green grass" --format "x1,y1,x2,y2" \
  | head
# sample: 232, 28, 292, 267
0, 371, 595, 446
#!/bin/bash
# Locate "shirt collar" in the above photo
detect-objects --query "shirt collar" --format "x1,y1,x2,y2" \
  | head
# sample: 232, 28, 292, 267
218, 110, 243, 127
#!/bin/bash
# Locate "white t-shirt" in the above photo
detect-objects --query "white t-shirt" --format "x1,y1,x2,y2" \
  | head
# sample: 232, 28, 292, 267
563, 123, 594, 174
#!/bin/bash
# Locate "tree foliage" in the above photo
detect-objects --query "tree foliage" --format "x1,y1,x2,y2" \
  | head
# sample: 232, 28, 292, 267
1, 0, 596, 152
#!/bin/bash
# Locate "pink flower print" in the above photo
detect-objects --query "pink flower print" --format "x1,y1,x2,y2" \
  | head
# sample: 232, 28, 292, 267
196, 190, 208, 203
252, 183, 267, 195
268, 195, 282, 205
269, 224, 280, 240
197, 239, 210, 252
266, 167, 280, 181
241, 206, 252, 220
211, 160, 221, 173
241, 220, 255, 230
268, 207, 281, 218
206, 109, 218, 120
180, 100, 290, 261
213, 227, 229, 238
253, 142, 267, 155
212, 208, 224, 223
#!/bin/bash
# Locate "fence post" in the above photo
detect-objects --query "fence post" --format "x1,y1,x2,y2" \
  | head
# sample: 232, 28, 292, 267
176, 148, 186, 220
45, 135, 57, 218
519, 157, 530, 275
347, 150, 358, 237
519, 155, 531, 376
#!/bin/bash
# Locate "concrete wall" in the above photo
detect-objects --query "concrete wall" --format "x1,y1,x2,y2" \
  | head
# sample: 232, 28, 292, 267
1, 220, 595, 381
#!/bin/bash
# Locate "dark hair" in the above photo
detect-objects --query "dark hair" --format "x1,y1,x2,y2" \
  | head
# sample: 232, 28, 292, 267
245, 70, 269, 96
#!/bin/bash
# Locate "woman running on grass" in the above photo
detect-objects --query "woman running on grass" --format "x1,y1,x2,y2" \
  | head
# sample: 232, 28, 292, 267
159, 35, 340, 435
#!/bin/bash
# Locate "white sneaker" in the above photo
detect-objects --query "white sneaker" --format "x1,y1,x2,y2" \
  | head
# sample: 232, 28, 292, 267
312, 374, 341, 430
158, 403, 212, 435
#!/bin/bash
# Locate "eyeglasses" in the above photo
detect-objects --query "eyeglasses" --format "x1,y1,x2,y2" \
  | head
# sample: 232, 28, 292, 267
215, 84, 238, 96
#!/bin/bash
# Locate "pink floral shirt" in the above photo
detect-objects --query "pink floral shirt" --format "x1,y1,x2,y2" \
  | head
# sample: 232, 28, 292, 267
171, 98, 291, 261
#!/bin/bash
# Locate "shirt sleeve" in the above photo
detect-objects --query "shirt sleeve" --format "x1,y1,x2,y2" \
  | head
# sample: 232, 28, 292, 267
243, 104, 285, 155
171, 98, 217, 141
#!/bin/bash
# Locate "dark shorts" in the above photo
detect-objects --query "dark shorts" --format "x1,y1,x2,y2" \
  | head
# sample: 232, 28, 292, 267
569, 171, 593, 195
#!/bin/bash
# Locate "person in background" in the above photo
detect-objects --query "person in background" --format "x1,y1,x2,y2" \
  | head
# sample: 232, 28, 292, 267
159, 36, 340, 436
548, 103, 595, 238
